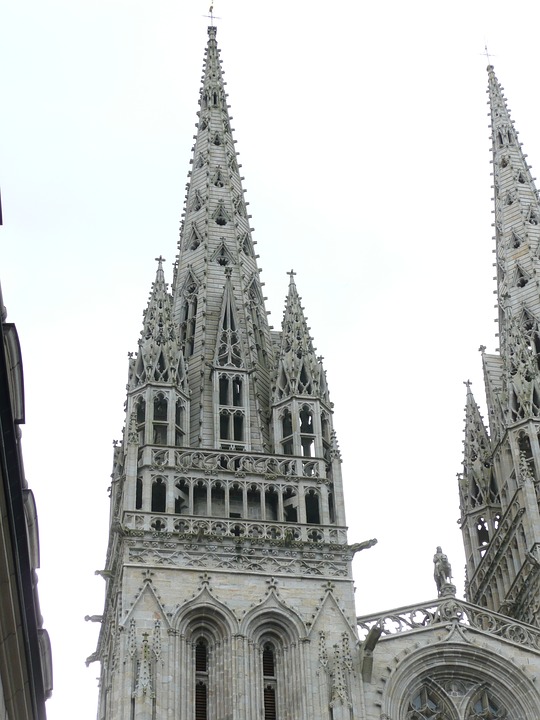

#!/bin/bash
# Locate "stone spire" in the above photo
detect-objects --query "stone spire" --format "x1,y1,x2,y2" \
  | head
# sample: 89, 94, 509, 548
460, 382, 494, 513
128, 257, 186, 390
488, 65, 540, 364
172, 26, 274, 450
274, 271, 329, 404
459, 383, 500, 583
94, 29, 359, 720
457, 67, 540, 625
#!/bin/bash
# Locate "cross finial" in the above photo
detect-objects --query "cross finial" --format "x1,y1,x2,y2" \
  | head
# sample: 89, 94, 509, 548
204, 3, 221, 27
482, 45, 495, 66
463, 379, 472, 389
155, 255, 165, 265
478, 344, 486, 354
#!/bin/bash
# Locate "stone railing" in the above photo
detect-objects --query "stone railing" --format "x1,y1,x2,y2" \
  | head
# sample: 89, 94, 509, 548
356, 597, 540, 654
139, 446, 329, 480
123, 511, 348, 545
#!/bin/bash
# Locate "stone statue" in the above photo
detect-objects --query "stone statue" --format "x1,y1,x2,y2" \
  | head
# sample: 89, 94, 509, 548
433, 546, 452, 595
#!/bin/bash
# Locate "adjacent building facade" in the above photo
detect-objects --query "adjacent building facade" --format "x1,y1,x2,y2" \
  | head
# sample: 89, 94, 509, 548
93, 29, 540, 719
0, 280, 53, 720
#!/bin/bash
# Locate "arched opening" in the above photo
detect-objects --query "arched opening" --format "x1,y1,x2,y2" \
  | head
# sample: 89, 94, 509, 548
174, 478, 189, 514
305, 489, 320, 524
193, 481, 207, 515
247, 484, 261, 519
211, 483, 226, 517
283, 487, 298, 522
135, 477, 143, 510
281, 409, 293, 455
229, 484, 243, 518
136, 397, 146, 444
151, 478, 166, 513
195, 637, 208, 720
175, 400, 185, 446
265, 487, 279, 521
153, 394, 168, 445
262, 643, 277, 720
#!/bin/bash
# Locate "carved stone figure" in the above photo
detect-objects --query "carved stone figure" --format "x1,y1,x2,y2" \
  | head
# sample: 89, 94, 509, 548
433, 546, 452, 595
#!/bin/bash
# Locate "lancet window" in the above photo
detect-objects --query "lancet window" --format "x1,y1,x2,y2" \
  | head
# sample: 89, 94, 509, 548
467, 689, 507, 719
281, 409, 293, 455
136, 397, 146, 444
305, 488, 321, 524
217, 299, 243, 368
151, 477, 166, 513
136, 477, 143, 510
406, 686, 447, 719
195, 638, 208, 720
262, 643, 277, 720
153, 394, 168, 445
300, 405, 314, 457
175, 400, 185, 446
179, 279, 198, 357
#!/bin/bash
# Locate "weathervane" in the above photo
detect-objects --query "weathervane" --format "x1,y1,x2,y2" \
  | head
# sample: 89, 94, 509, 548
204, 3, 221, 27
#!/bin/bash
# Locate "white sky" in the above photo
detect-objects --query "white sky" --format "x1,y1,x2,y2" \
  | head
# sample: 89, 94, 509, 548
2, 1, 540, 718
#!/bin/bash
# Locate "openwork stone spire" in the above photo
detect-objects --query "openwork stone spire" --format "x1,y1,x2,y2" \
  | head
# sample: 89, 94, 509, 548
488, 65, 540, 366
172, 26, 274, 450
129, 257, 186, 389
274, 272, 329, 403
460, 383, 497, 516
457, 67, 540, 625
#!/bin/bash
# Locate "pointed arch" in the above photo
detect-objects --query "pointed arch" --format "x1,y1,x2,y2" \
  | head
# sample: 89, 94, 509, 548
466, 687, 508, 719
178, 271, 200, 357
382, 642, 540, 720
191, 189, 205, 213
215, 285, 244, 368
211, 166, 226, 188
213, 200, 230, 226
211, 240, 235, 267
184, 222, 204, 251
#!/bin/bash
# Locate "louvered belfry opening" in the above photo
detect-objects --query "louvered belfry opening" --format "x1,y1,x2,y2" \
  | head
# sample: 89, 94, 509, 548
195, 681, 207, 720
264, 686, 276, 720
263, 643, 277, 720
195, 639, 208, 720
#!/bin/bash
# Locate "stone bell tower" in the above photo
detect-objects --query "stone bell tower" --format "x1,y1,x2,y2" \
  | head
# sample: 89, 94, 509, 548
93, 26, 368, 720
459, 66, 540, 626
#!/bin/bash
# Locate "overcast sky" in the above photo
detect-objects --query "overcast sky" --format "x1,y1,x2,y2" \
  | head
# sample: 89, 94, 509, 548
2, 1, 540, 718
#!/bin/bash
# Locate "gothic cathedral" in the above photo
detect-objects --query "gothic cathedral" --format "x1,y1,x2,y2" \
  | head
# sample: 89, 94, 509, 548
92, 29, 540, 720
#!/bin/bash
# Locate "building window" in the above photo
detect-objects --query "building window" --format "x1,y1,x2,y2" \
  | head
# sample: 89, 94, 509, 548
175, 400, 185, 446
262, 643, 277, 720
281, 409, 293, 455
305, 489, 320, 524
407, 686, 442, 719
468, 689, 505, 719
179, 280, 198, 357
136, 477, 143, 510
153, 394, 168, 445
136, 397, 146, 444
195, 638, 208, 720
151, 478, 166, 513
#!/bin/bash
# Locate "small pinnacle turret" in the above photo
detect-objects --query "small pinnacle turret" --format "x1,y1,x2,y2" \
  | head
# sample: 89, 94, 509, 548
128, 257, 186, 390
274, 272, 329, 404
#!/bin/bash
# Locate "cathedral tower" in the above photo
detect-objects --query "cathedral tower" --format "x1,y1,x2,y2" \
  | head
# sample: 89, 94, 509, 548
459, 66, 540, 625
94, 27, 362, 720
